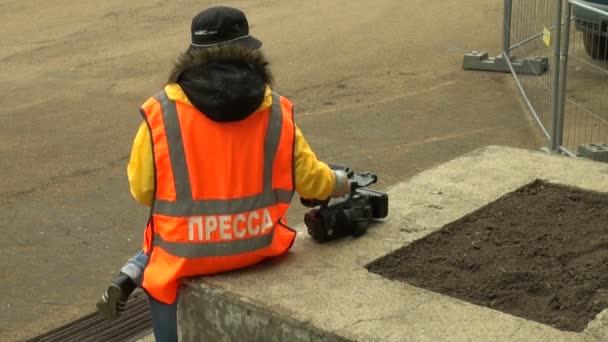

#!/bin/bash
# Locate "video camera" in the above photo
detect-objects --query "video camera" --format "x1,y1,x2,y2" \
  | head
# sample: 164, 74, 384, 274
300, 164, 389, 242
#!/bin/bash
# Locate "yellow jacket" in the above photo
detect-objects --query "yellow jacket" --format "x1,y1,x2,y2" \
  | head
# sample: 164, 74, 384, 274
127, 83, 336, 207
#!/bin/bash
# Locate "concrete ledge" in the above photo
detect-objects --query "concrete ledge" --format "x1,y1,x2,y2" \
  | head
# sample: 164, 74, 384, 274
177, 146, 608, 342
178, 283, 348, 342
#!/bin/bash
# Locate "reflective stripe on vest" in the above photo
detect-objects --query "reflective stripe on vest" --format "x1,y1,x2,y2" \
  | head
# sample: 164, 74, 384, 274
153, 231, 274, 258
149, 91, 293, 257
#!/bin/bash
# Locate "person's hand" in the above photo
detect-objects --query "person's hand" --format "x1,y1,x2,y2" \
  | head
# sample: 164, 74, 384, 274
331, 170, 351, 197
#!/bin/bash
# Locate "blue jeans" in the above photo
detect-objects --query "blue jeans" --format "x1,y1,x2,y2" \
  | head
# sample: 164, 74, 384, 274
121, 251, 178, 342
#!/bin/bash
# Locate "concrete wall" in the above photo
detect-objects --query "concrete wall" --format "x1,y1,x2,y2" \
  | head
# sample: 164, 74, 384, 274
175, 147, 608, 342
178, 282, 348, 342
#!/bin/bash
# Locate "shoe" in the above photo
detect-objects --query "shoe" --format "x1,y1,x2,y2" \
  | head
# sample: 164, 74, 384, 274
96, 273, 136, 320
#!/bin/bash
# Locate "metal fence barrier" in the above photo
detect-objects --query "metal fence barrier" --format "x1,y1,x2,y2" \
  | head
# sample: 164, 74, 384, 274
562, 0, 608, 157
464, 0, 608, 161
509, 0, 558, 143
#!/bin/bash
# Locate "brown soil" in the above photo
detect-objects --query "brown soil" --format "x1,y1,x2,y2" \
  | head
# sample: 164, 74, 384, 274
367, 180, 608, 332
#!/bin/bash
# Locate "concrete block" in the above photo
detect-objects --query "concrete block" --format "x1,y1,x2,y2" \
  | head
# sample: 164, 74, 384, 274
177, 146, 608, 342
578, 143, 608, 162
463, 51, 549, 75
178, 283, 347, 342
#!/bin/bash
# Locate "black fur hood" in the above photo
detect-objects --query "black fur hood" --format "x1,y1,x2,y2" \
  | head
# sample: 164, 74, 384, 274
168, 45, 274, 122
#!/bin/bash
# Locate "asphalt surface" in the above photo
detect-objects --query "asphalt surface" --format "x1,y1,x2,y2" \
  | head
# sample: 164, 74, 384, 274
0, 1, 543, 340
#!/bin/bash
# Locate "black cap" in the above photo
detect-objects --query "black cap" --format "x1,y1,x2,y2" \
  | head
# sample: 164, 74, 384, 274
190, 6, 262, 49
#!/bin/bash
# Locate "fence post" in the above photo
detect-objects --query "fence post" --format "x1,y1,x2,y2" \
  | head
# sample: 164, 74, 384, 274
556, 1, 571, 150
550, 0, 563, 152
502, 0, 513, 57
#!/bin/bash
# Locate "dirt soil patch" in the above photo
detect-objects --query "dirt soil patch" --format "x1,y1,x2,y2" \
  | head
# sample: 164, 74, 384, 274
367, 180, 608, 332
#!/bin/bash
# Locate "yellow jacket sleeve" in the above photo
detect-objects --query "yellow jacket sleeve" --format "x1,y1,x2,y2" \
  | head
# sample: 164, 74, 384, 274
127, 122, 155, 207
127, 124, 336, 206
293, 127, 336, 199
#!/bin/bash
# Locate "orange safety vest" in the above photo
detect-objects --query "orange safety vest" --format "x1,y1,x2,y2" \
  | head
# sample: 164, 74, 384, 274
139, 90, 297, 304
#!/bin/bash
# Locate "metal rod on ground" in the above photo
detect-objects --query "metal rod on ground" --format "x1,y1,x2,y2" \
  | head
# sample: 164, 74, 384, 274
503, 0, 513, 56
556, 1, 572, 150
550, 0, 563, 152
